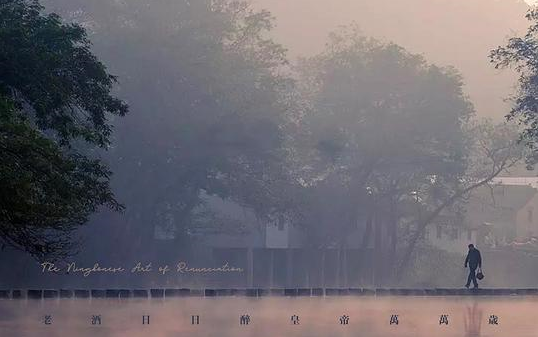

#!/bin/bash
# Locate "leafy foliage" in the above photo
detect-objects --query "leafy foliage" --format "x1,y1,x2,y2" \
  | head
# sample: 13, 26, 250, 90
0, 0, 127, 259
490, 9, 538, 162
44, 0, 297, 246
295, 28, 474, 248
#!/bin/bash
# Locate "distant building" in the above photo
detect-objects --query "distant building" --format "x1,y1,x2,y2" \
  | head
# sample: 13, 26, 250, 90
491, 176, 538, 189
152, 178, 538, 286
423, 180, 538, 253
515, 192, 538, 241
154, 193, 378, 288
464, 183, 538, 246
425, 220, 479, 254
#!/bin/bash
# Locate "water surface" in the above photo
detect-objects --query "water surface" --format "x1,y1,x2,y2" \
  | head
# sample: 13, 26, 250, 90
0, 296, 534, 336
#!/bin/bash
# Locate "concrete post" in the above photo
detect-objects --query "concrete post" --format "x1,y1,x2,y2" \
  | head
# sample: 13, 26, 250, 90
321, 249, 326, 287
247, 248, 254, 288
286, 248, 293, 287
269, 249, 274, 288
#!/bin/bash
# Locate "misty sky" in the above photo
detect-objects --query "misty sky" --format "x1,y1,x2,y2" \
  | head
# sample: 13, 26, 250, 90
254, 0, 531, 120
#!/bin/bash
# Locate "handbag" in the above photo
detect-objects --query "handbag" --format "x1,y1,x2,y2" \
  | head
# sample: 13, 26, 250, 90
476, 268, 484, 280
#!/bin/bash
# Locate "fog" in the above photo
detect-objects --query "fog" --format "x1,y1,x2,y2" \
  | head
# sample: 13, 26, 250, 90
0, 297, 535, 336
253, 0, 530, 120
4, 0, 538, 290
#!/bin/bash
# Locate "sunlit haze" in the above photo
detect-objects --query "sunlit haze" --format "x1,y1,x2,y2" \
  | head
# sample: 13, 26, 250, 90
5, 0, 538, 335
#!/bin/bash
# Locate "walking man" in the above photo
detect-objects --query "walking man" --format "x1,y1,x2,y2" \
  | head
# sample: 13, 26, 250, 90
464, 244, 482, 289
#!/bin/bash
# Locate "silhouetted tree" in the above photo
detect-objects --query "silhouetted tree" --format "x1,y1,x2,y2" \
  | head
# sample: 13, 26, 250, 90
491, 8, 538, 163
0, 0, 127, 260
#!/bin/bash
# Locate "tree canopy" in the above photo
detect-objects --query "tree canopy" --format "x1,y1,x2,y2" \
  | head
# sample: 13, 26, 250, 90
295, 28, 474, 247
43, 0, 298, 250
292, 28, 523, 283
491, 9, 538, 162
0, 0, 127, 259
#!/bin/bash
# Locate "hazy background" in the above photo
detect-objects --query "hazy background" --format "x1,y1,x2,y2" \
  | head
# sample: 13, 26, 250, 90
253, 0, 530, 120
4, 0, 538, 290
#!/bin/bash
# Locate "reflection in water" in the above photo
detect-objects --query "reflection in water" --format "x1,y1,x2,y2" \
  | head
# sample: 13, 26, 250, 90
463, 302, 482, 337
0, 296, 535, 337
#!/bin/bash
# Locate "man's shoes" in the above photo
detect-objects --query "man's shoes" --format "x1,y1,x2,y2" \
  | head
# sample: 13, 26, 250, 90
465, 284, 470, 289
473, 286, 479, 289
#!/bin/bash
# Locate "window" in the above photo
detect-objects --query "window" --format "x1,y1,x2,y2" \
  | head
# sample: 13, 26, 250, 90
528, 208, 534, 223
436, 225, 442, 239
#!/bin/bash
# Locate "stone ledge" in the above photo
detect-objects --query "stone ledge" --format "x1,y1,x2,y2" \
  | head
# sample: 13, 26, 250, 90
60, 289, 73, 298
132, 289, 148, 298
74, 289, 89, 298
27, 290, 42, 299
3, 288, 538, 299
43, 290, 58, 298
